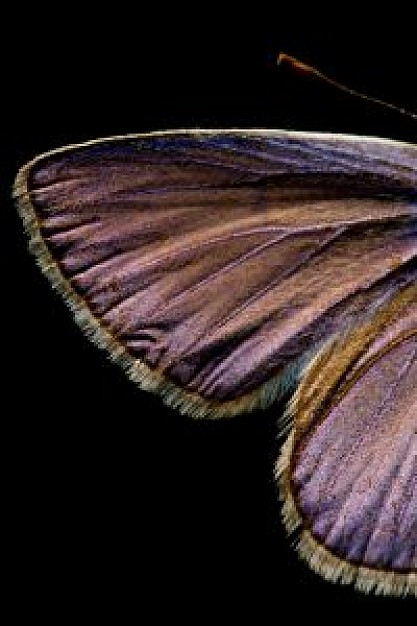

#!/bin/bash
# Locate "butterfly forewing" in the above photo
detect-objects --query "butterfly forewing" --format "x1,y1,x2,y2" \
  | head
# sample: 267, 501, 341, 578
15, 131, 417, 413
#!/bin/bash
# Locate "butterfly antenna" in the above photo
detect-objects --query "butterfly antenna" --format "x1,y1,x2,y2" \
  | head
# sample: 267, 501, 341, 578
277, 53, 417, 120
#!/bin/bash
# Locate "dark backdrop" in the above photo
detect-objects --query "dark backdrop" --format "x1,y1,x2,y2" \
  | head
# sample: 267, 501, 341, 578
5, 8, 416, 619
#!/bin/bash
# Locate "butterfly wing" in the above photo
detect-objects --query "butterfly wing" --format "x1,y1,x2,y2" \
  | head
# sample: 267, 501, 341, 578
14, 130, 417, 418
277, 293, 416, 596
15, 129, 417, 595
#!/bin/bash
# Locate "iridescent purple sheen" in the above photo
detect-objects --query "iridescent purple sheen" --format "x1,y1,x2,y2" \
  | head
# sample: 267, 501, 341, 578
27, 132, 417, 400
294, 331, 416, 571
17, 129, 417, 584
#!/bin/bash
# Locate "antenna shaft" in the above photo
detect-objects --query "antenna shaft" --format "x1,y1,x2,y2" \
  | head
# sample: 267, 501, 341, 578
277, 53, 416, 121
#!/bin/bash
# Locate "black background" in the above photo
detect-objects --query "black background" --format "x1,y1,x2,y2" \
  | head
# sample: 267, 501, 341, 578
5, 7, 416, 618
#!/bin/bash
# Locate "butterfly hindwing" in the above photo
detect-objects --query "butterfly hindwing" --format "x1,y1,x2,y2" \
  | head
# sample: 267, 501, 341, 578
277, 291, 416, 596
